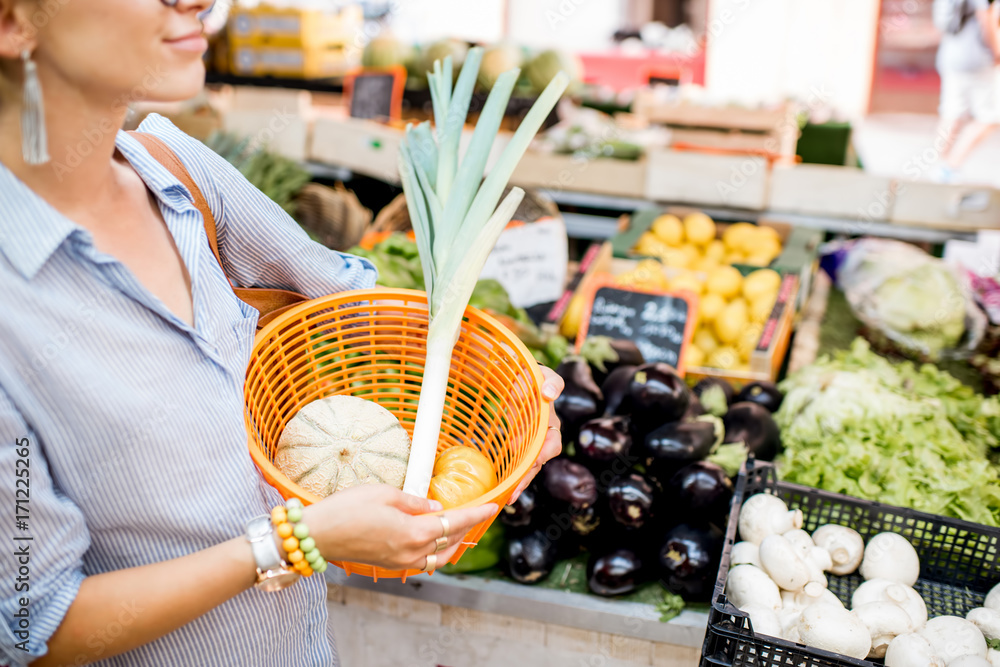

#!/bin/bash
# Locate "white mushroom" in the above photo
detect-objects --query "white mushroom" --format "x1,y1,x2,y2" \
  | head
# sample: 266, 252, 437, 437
726, 564, 783, 611
861, 533, 921, 587
812, 524, 865, 576
951, 657, 993, 667
760, 534, 812, 592
885, 633, 945, 667
986, 584, 1000, 613
784, 529, 815, 557
739, 493, 804, 545
731, 541, 761, 568
987, 649, 1000, 667
797, 604, 873, 660
740, 604, 783, 638
780, 607, 803, 643
793, 581, 845, 609
808, 546, 834, 573
782, 590, 801, 610
855, 601, 916, 658
967, 608, 1000, 641
852, 579, 928, 630
919, 616, 988, 664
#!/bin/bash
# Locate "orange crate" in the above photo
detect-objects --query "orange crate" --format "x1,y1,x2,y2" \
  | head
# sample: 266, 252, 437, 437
244, 288, 547, 581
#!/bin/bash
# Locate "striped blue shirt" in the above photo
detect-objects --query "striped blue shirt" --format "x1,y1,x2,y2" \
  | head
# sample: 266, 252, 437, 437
0, 114, 377, 666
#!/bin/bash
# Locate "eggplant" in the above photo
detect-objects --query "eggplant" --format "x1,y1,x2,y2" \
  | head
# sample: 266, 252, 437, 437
667, 461, 734, 527
607, 472, 657, 530
681, 394, 707, 421
735, 381, 784, 413
504, 529, 559, 584
625, 363, 691, 435
588, 548, 645, 596
658, 523, 724, 601
553, 358, 604, 444
583, 337, 645, 386
643, 419, 718, 467
692, 378, 735, 417
542, 457, 598, 509
577, 416, 632, 468
501, 483, 538, 528
722, 402, 781, 461
602, 365, 637, 416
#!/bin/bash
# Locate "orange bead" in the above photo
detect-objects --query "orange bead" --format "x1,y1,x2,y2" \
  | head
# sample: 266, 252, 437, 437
270, 507, 287, 525
293, 560, 308, 572
300, 566, 314, 577
282, 537, 299, 553
288, 549, 304, 563
276, 522, 293, 539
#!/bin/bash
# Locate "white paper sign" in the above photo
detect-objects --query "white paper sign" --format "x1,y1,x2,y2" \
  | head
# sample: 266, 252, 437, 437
478, 218, 568, 308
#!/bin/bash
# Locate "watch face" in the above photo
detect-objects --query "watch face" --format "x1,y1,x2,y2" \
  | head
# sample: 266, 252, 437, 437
257, 570, 300, 593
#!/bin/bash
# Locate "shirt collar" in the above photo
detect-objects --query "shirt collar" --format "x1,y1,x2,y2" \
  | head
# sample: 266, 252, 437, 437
0, 129, 196, 280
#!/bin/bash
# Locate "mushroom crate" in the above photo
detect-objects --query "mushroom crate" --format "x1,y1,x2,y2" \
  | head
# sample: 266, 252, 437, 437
704, 460, 1000, 667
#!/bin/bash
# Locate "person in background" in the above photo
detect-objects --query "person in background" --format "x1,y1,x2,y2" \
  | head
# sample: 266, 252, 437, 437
931, 0, 1000, 182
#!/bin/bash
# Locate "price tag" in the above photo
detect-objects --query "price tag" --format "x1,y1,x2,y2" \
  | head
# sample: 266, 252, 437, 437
478, 218, 569, 309
576, 278, 698, 374
344, 66, 406, 121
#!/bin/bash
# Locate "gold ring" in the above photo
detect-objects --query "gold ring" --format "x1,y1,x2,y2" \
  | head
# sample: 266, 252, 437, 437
548, 426, 560, 433
439, 516, 450, 539
434, 536, 449, 553
422, 553, 437, 573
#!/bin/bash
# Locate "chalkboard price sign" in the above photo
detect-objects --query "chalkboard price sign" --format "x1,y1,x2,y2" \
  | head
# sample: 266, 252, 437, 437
344, 66, 406, 121
577, 279, 698, 373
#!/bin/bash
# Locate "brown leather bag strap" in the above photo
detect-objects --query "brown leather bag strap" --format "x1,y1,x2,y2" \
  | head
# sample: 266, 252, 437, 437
128, 131, 228, 279
129, 131, 311, 330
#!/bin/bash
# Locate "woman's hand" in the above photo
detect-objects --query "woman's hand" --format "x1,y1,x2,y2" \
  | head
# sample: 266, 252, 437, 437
509, 366, 565, 503
302, 485, 497, 571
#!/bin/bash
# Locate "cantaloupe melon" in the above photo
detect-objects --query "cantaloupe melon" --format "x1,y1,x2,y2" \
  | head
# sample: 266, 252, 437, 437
275, 395, 411, 497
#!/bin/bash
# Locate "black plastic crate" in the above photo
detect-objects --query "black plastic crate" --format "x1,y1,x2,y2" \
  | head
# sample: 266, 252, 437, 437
702, 460, 1000, 667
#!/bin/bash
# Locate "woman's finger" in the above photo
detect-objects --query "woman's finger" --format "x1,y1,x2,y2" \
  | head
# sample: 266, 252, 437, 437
391, 490, 444, 515
540, 366, 565, 402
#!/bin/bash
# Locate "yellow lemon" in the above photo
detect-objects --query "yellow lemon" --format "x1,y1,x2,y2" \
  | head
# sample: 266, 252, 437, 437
750, 294, 776, 323
704, 239, 726, 262
668, 272, 703, 297
724, 252, 747, 266
705, 265, 743, 300
755, 225, 782, 246
736, 322, 765, 360
722, 222, 756, 252
651, 214, 684, 246
560, 292, 585, 339
693, 256, 720, 275
684, 345, 706, 369
699, 293, 726, 325
734, 362, 752, 373
660, 248, 691, 269
683, 212, 716, 246
678, 243, 703, 266
743, 255, 772, 267
707, 346, 740, 370
635, 231, 671, 257
714, 299, 748, 345
742, 269, 782, 303
634, 259, 669, 289
742, 235, 782, 262
694, 327, 720, 354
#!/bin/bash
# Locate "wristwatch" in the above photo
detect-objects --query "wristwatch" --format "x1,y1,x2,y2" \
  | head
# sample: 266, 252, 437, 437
246, 515, 300, 592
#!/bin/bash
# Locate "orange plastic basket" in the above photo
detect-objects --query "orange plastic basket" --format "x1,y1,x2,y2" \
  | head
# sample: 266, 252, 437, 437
244, 288, 547, 581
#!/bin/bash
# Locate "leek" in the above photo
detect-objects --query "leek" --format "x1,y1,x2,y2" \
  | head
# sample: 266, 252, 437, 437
399, 47, 569, 498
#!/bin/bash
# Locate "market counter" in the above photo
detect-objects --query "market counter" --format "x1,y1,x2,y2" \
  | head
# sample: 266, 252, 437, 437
325, 569, 706, 667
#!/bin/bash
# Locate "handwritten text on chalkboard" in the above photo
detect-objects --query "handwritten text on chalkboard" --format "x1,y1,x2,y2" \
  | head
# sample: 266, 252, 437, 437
584, 287, 692, 368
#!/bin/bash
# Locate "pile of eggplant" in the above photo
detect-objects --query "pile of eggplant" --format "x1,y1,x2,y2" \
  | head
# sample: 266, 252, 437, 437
500, 344, 785, 601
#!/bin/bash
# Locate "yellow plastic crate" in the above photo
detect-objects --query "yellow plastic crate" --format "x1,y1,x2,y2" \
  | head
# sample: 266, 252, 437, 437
230, 44, 354, 79
228, 4, 362, 50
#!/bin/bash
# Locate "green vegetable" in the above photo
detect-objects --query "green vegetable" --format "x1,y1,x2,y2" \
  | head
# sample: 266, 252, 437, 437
987, 638, 1000, 651
776, 338, 1000, 526
656, 591, 686, 622
707, 443, 748, 478
440, 523, 505, 574
204, 131, 311, 216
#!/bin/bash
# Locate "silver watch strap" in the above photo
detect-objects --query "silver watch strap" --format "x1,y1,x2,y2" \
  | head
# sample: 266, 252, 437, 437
247, 517, 284, 572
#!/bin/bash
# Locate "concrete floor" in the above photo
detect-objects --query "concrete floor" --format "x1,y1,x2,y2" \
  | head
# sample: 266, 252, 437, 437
853, 112, 1000, 188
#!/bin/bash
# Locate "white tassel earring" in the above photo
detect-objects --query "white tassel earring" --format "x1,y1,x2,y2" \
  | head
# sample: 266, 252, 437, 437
20, 49, 50, 165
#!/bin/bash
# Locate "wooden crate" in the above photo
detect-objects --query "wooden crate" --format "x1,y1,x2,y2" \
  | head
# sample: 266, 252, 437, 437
511, 152, 648, 199
644, 149, 771, 210
310, 114, 403, 183
770, 164, 895, 221
890, 180, 1000, 231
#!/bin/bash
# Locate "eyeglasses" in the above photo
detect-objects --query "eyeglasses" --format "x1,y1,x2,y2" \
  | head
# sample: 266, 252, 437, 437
160, 0, 179, 5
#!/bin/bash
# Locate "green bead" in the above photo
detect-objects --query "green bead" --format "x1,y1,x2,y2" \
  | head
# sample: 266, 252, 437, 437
286, 498, 303, 510
293, 523, 309, 540
305, 548, 321, 563
299, 537, 316, 553
316, 560, 327, 573
286, 507, 303, 523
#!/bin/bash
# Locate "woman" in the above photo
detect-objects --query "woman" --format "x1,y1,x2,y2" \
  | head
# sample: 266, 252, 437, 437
0, 1, 564, 665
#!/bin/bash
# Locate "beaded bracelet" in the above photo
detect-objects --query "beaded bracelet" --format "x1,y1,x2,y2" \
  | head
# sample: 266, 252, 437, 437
271, 498, 328, 577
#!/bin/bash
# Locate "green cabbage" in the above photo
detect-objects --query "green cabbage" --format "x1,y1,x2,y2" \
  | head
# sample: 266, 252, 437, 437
776, 339, 1000, 526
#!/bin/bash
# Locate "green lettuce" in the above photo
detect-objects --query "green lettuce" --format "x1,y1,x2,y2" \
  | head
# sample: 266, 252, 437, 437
776, 339, 1000, 526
